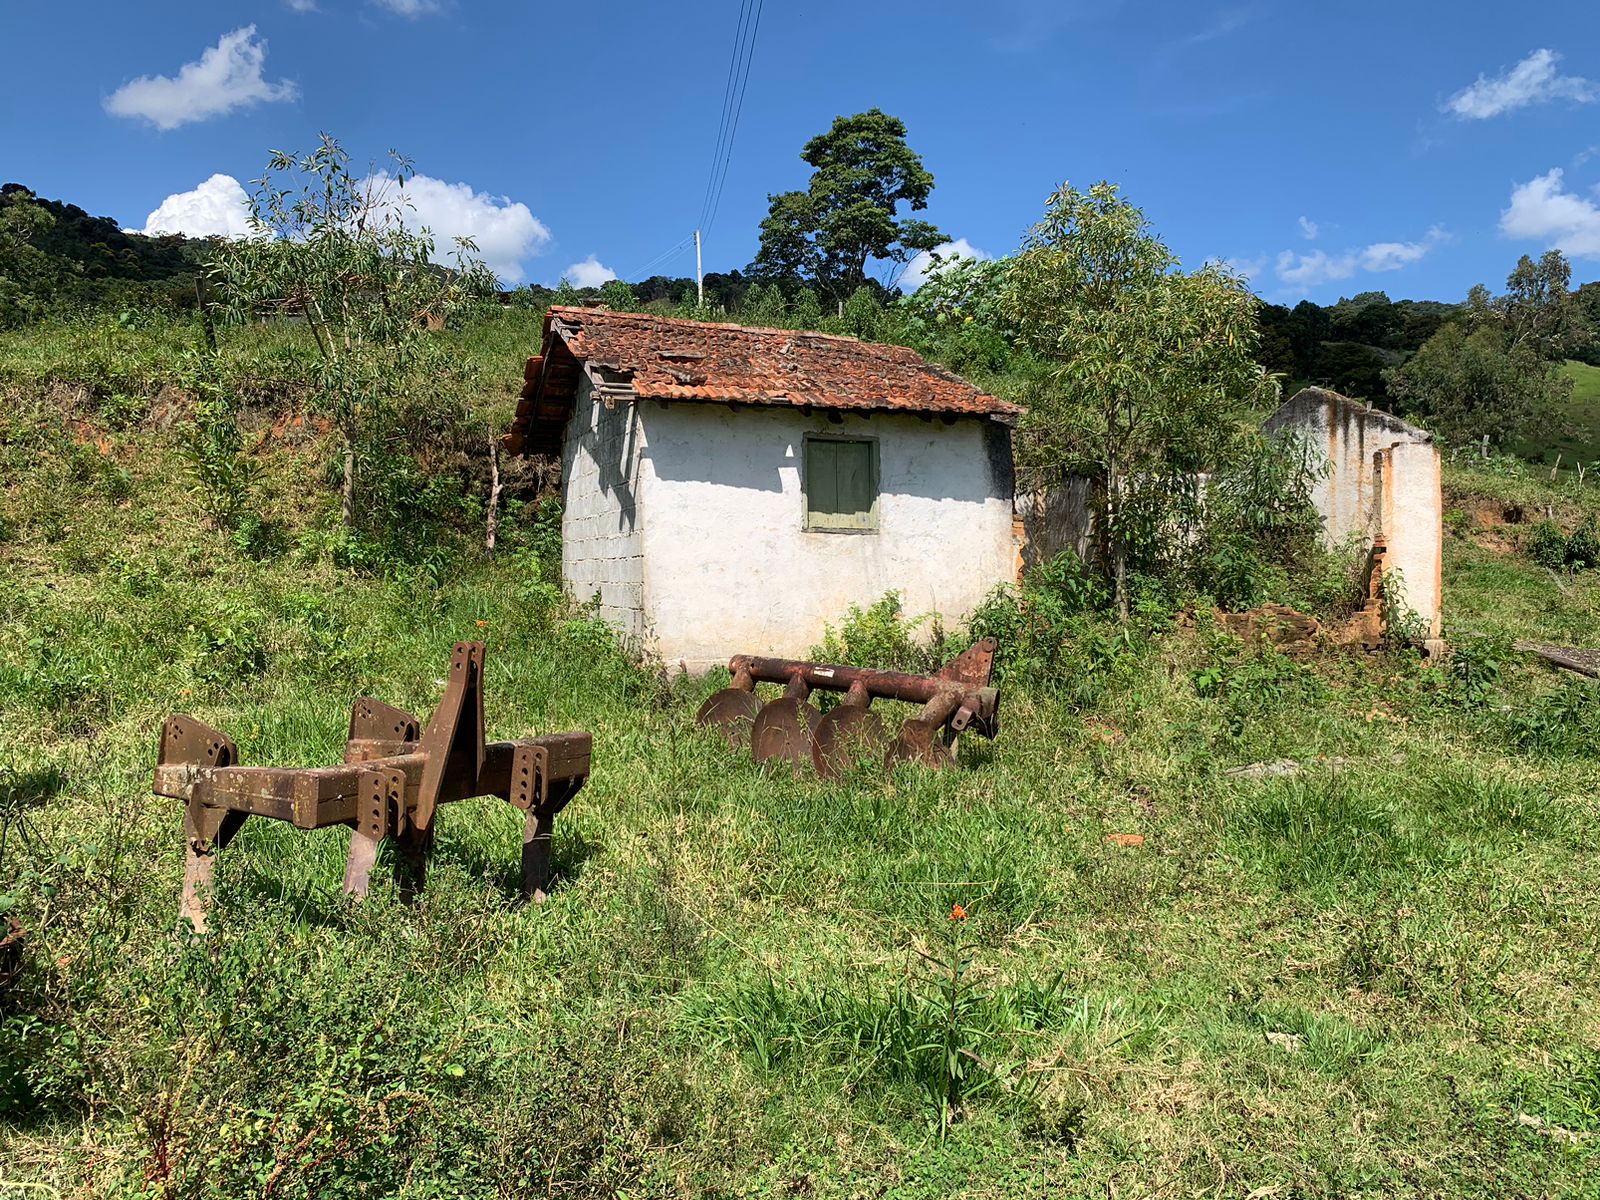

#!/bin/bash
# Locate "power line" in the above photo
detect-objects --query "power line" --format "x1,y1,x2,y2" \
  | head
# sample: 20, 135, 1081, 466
621, 233, 695, 282
615, 1, 764, 286
698, 0, 754, 233
703, 0, 764, 237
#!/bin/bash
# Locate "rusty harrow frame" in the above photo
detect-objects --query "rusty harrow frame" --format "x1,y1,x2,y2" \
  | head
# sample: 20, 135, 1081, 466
152, 642, 591, 931
696, 638, 1001, 775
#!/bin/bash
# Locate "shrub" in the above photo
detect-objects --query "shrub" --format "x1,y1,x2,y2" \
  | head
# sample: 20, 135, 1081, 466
1567, 519, 1599, 570
811, 591, 947, 673
1529, 520, 1569, 569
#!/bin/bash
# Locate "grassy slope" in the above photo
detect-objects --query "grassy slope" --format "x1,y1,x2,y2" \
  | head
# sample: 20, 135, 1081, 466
1512, 359, 1600, 469
1, 316, 1598, 1198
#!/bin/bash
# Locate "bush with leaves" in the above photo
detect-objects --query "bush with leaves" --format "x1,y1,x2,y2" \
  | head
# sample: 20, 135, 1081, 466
211, 134, 496, 533
1005, 181, 1278, 617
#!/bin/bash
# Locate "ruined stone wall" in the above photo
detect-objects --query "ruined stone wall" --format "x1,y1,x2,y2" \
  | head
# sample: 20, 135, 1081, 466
1264, 387, 1442, 637
1015, 473, 1096, 573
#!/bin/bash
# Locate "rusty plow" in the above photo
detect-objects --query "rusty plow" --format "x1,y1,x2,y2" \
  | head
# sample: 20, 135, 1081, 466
152, 642, 593, 932
695, 638, 1001, 777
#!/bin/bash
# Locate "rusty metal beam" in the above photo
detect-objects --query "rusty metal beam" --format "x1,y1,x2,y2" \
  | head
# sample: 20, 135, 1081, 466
154, 643, 594, 932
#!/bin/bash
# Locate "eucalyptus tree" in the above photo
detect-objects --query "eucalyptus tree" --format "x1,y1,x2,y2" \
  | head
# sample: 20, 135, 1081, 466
1389, 250, 1583, 450
1006, 182, 1276, 617
212, 135, 495, 528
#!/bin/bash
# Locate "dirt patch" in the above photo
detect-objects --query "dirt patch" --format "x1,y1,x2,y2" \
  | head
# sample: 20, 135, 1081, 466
1472, 526, 1519, 557
1470, 499, 1525, 527
251, 409, 332, 451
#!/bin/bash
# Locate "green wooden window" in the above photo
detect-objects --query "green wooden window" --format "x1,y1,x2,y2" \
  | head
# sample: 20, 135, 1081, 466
804, 436, 878, 532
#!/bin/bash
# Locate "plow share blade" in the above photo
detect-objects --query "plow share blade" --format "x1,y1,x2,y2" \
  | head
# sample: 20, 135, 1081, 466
696, 637, 1000, 776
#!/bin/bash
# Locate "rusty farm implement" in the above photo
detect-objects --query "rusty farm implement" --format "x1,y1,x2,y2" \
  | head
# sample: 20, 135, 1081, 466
696, 638, 1001, 775
152, 642, 592, 932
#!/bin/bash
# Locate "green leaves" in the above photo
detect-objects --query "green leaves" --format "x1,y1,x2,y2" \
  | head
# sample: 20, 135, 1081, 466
1005, 181, 1278, 613
751, 109, 944, 299
208, 134, 496, 534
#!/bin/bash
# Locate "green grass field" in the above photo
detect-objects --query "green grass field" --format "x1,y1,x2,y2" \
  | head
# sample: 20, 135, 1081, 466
1511, 360, 1600, 470
2, 314, 1599, 1198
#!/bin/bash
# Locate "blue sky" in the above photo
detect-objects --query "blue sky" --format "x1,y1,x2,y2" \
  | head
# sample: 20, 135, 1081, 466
5, 0, 1600, 302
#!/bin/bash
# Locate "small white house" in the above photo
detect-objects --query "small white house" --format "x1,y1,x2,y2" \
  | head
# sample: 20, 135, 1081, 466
503, 305, 1023, 670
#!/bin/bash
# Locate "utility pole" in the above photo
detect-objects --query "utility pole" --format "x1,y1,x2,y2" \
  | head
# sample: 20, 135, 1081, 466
694, 229, 704, 306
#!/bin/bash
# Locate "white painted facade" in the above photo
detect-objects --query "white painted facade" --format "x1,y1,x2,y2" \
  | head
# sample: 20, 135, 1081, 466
1264, 388, 1442, 637
559, 383, 1018, 670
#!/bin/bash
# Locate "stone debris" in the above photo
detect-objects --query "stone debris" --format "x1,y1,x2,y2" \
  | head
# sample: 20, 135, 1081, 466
1515, 1112, 1587, 1145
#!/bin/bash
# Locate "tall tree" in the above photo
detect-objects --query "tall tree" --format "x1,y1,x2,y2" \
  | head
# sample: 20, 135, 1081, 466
1385, 323, 1556, 450
1005, 182, 1276, 617
1388, 250, 1582, 450
750, 109, 944, 302
1500, 250, 1589, 360
211, 135, 495, 527
0, 189, 78, 326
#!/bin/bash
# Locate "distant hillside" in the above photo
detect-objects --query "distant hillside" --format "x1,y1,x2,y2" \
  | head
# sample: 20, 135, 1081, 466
0, 184, 206, 313
1511, 360, 1600, 468
1255, 290, 1459, 407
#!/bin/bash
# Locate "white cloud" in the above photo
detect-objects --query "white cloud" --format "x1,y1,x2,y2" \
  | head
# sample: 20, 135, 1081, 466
137, 170, 551, 282
104, 26, 297, 131
285, 0, 318, 11
1443, 48, 1596, 120
563, 255, 618, 288
373, 0, 442, 14
1274, 227, 1445, 288
1219, 255, 1267, 282
898, 237, 990, 292
1275, 249, 1357, 288
1359, 228, 1445, 272
139, 174, 254, 238
368, 172, 551, 284
1500, 167, 1600, 258
1298, 216, 1318, 241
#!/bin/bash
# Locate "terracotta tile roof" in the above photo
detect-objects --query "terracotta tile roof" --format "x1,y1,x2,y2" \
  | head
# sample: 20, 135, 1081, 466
502, 305, 1021, 456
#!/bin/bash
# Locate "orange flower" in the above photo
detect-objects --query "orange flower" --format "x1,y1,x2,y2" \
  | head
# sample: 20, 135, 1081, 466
950, 904, 967, 921
475, 620, 489, 629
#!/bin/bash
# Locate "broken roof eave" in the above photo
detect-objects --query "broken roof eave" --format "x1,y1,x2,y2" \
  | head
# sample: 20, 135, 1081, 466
620, 387, 1020, 427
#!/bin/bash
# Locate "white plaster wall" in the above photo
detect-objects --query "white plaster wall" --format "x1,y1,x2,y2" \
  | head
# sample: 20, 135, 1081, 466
559, 375, 646, 641
1377, 441, 1443, 637
1264, 388, 1442, 637
634, 404, 1016, 671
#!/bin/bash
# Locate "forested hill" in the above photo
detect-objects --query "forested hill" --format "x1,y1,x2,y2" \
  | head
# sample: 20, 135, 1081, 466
0, 183, 204, 313
1255, 292, 1459, 407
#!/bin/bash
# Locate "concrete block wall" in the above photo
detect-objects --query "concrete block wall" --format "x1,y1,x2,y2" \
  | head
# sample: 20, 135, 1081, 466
559, 375, 646, 641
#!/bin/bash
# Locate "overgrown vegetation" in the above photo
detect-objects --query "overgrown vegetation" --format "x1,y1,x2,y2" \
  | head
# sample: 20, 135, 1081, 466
3, 281, 1597, 1195
2, 128, 1599, 1194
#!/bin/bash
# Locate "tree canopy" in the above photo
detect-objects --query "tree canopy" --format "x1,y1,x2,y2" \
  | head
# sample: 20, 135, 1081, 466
211, 135, 495, 528
1005, 181, 1277, 615
749, 109, 944, 301
1386, 251, 1584, 450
